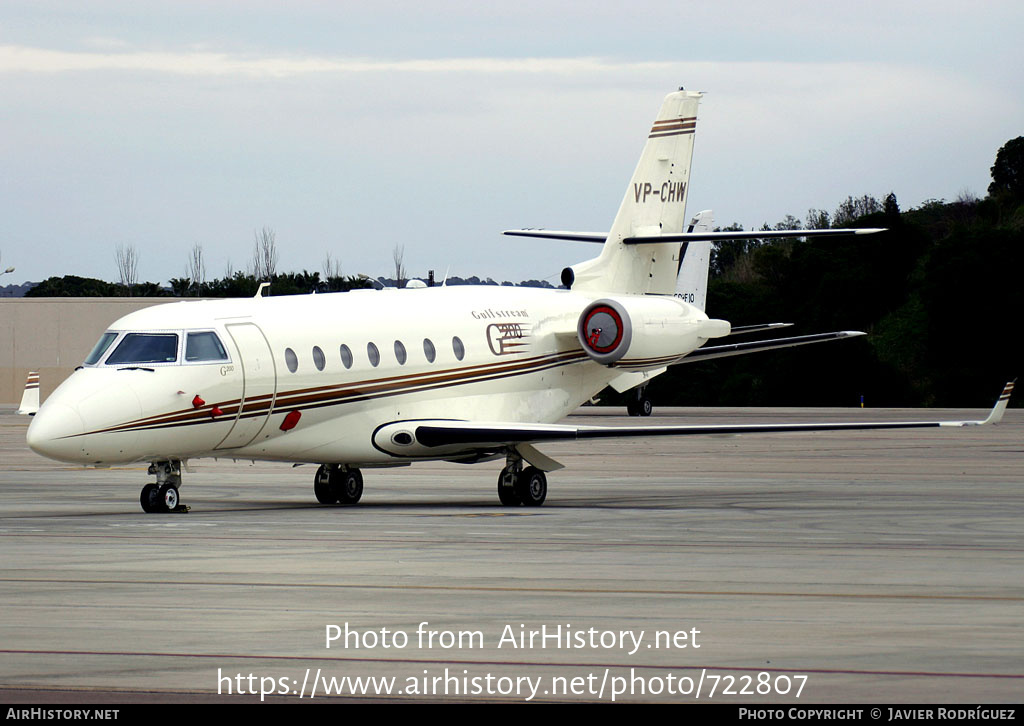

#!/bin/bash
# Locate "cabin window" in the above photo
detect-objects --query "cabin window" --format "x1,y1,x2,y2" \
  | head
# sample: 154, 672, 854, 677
423, 338, 436, 363
339, 344, 353, 369
185, 331, 229, 362
285, 348, 298, 373
452, 336, 465, 361
84, 332, 119, 365
367, 342, 380, 367
106, 333, 179, 365
312, 346, 326, 371
394, 340, 407, 365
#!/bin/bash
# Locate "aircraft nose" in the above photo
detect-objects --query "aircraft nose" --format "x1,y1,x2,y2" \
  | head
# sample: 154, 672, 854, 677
26, 402, 88, 463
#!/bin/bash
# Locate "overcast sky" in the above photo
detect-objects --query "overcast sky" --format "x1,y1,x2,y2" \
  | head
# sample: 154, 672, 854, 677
2, 1, 1022, 287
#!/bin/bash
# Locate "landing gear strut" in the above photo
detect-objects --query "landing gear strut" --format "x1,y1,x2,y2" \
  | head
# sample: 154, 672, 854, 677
140, 460, 188, 513
496, 452, 547, 507
626, 386, 653, 417
314, 464, 363, 505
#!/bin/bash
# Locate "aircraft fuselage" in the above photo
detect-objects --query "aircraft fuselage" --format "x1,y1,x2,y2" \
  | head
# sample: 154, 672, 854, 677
26, 285, 711, 467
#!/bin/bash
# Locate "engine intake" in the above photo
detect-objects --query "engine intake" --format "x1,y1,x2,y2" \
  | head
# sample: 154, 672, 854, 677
577, 299, 633, 364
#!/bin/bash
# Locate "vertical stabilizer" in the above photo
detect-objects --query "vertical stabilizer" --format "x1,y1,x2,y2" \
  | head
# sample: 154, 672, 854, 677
674, 209, 713, 310
572, 89, 702, 294
17, 371, 39, 415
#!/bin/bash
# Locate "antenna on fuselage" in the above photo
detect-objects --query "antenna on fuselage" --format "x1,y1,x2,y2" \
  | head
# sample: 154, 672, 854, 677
254, 282, 271, 298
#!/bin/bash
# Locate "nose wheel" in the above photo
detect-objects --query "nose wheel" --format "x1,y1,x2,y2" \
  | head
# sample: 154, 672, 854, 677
140, 461, 189, 513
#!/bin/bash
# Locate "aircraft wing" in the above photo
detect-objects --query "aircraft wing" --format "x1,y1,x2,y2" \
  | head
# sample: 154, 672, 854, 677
372, 381, 1014, 468
675, 330, 865, 363
622, 228, 886, 244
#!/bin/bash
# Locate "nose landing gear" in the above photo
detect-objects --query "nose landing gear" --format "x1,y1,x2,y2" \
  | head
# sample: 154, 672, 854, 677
140, 460, 189, 513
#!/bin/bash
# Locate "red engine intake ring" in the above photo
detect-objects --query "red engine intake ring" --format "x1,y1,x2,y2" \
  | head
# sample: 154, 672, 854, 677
577, 299, 633, 365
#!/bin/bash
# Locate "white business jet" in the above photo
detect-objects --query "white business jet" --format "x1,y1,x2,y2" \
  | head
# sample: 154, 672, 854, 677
26, 89, 1014, 513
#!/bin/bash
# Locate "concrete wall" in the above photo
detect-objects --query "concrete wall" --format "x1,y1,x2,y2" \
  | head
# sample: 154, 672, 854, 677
0, 298, 171, 404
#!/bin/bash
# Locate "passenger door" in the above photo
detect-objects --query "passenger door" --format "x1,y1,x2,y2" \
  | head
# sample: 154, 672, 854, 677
215, 322, 278, 449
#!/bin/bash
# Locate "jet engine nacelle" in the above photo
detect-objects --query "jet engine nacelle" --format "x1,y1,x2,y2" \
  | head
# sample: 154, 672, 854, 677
577, 296, 730, 368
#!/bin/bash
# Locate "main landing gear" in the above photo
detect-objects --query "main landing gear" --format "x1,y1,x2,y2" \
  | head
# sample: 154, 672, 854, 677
140, 460, 189, 513
314, 464, 364, 505
496, 453, 547, 507
626, 386, 653, 417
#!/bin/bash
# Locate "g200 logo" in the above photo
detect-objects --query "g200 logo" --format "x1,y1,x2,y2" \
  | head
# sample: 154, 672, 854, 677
486, 323, 529, 356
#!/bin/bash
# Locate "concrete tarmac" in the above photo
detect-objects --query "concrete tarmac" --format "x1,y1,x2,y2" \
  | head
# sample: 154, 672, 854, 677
1, 405, 1021, 703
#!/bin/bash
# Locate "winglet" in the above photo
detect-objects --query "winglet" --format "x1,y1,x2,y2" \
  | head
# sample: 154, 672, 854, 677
980, 379, 1015, 426
17, 371, 40, 416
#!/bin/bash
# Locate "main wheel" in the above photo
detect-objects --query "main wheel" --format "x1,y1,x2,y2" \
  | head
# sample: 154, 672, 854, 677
335, 469, 363, 505
314, 465, 337, 504
638, 396, 653, 417
515, 466, 547, 507
626, 400, 639, 416
497, 467, 520, 506
140, 483, 160, 513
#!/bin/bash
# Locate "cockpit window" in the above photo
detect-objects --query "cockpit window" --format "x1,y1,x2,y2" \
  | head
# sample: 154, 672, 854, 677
84, 332, 119, 365
106, 333, 179, 365
185, 331, 229, 362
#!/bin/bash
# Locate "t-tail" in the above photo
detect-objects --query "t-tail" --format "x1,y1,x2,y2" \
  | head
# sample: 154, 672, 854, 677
571, 88, 702, 294
502, 88, 885, 296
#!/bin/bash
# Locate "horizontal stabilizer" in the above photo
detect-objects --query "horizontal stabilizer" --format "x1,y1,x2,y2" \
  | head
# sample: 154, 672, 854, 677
502, 229, 605, 243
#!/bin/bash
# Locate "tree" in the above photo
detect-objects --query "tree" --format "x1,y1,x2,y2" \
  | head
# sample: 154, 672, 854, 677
188, 244, 206, 295
322, 252, 342, 280
322, 252, 345, 291
708, 223, 750, 278
832, 195, 881, 227
392, 245, 407, 289
883, 192, 900, 217
169, 277, 192, 296
806, 208, 831, 230
774, 214, 802, 231
988, 136, 1024, 200
26, 275, 118, 297
115, 244, 138, 295
252, 227, 279, 281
